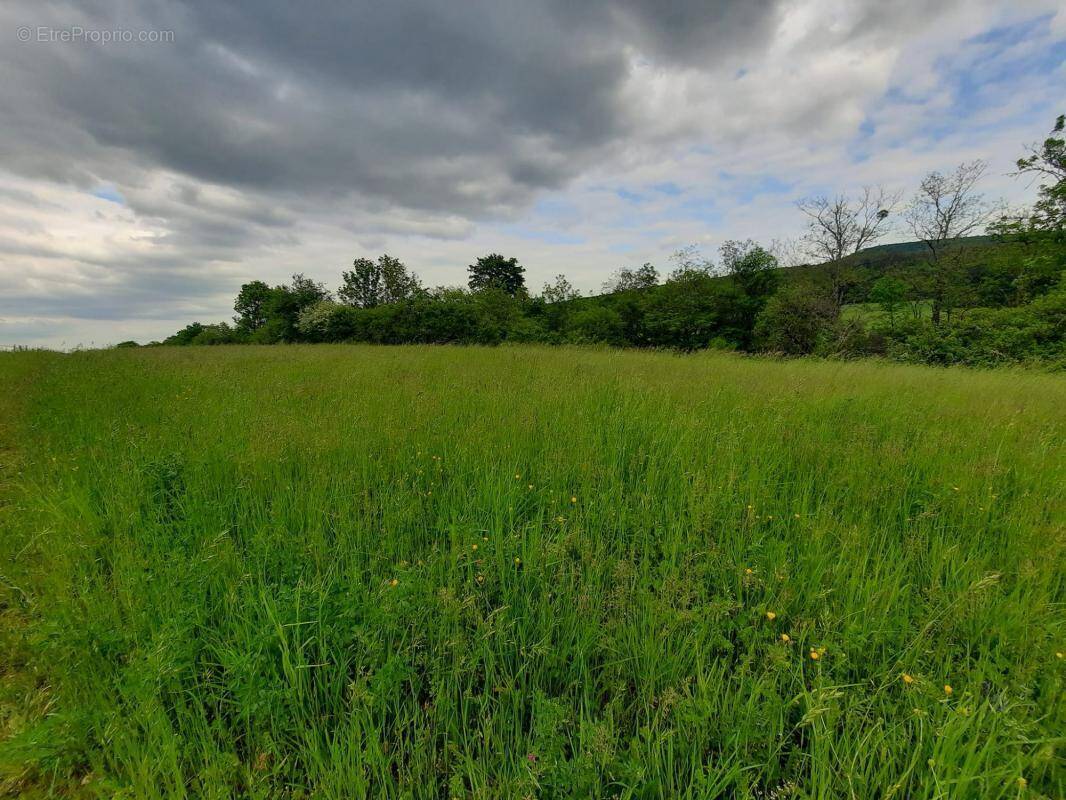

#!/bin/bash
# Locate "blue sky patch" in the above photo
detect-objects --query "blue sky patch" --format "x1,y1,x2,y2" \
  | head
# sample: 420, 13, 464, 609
91, 184, 126, 205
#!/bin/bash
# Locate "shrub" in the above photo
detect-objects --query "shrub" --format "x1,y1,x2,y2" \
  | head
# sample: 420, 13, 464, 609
887, 273, 1066, 366
755, 284, 839, 355
567, 306, 625, 345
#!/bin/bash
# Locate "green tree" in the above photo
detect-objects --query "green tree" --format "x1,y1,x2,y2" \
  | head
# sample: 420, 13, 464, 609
603, 263, 659, 293
288, 273, 332, 307
468, 253, 525, 295
644, 271, 738, 350
540, 274, 580, 304
163, 322, 239, 346
720, 240, 780, 349
1014, 114, 1065, 236
265, 274, 332, 341
338, 258, 382, 308
191, 323, 239, 346
233, 280, 273, 332
339, 254, 421, 308
991, 115, 1066, 301
666, 245, 713, 282
164, 321, 205, 345
721, 240, 778, 295
379, 254, 422, 303
869, 275, 907, 327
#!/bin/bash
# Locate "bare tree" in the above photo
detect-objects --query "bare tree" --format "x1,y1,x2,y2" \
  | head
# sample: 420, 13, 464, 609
769, 237, 806, 268
797, 186, 900, 306
905, 161, 997, 325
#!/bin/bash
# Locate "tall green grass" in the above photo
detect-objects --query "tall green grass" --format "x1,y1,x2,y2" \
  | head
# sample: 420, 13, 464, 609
1, 345, 1063, 799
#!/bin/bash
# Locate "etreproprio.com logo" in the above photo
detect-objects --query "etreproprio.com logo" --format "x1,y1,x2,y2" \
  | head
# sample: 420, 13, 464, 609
17, 25, 175, 44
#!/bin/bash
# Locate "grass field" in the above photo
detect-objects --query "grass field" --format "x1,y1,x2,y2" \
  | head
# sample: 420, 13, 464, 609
1, 345, 1064, 799
841, 300, 933, 325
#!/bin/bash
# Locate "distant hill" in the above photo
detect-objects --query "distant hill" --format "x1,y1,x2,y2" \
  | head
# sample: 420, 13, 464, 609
780, 235, 1017, 304
848, 235, 994, 260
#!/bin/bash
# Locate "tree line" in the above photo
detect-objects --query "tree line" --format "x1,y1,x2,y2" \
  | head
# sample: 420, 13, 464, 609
155, 118, 1065, 367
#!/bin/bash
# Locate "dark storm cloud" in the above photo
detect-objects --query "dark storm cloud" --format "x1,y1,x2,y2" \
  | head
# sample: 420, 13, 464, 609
2, 0, 783, 214
0, 0, 793, 328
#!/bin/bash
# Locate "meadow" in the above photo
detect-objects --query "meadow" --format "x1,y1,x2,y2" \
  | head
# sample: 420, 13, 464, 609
0, 345, 1063, 799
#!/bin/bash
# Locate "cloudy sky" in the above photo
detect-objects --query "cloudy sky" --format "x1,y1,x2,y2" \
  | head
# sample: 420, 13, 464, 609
2, 1, 1064, 347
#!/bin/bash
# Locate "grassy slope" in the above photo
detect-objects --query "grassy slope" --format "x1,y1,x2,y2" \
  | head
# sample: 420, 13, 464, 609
841, 300, 933, 324
847, 236, 994, 260
0, 346, 1063, 799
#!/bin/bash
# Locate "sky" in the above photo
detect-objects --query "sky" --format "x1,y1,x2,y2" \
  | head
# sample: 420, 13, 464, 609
1, 1, 1064, 348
